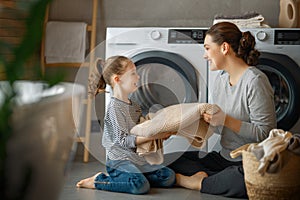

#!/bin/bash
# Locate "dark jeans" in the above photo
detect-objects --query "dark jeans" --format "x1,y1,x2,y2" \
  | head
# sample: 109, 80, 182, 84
164, 151, 247, 198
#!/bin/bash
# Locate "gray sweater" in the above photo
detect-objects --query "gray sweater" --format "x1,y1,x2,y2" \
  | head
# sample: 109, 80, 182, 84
211, 67, 277, 161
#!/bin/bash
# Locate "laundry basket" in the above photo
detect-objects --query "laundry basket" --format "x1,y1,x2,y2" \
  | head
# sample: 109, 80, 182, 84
242, 150, 300, 200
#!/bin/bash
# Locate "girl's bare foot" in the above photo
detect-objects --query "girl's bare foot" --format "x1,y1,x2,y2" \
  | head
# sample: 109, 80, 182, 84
76, 172, 102, 189
175, 171, 208, 190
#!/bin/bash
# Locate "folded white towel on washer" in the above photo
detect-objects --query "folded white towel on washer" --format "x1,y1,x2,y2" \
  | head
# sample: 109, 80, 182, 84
45, 21, 87, 63
213, 12, 270, 28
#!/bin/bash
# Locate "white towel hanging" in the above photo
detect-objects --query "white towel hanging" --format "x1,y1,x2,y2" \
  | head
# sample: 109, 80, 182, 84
45, 21, 87, 63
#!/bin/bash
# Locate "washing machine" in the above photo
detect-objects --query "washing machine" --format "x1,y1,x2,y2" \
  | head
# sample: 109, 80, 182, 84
105, 27, 209, 153
253, 28, 300, 134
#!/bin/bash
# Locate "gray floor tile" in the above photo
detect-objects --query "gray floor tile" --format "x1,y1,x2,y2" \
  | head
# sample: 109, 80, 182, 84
58, 156, 244, 200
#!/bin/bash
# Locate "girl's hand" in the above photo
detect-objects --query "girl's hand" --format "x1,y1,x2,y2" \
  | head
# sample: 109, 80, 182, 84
136, 132, 176, 145
150, 131, 177, 140
159, 131, 177, 140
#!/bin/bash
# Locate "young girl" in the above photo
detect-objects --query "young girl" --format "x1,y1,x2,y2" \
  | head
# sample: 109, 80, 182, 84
76, 56, 175, 194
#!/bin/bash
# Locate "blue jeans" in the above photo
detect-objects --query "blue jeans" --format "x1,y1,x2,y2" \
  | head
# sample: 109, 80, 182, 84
94, 159, 175, 194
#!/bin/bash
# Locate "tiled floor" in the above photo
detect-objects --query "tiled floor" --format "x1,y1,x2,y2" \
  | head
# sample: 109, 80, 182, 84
58, 150, 244, 200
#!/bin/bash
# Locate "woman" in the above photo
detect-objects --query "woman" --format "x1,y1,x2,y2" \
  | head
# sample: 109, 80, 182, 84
167, 22, 277, 198
76, 56, 175, 194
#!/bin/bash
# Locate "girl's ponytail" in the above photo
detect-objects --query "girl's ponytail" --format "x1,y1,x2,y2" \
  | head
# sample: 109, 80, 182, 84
88, 58, 106, 97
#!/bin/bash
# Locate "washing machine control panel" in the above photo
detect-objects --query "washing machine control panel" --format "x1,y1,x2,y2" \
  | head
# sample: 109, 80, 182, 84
274, 30, 300, 45
168, 29, 208, 44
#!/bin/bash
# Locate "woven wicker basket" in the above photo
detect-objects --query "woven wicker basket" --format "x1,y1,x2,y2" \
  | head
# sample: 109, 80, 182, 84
242, 150, 300, 200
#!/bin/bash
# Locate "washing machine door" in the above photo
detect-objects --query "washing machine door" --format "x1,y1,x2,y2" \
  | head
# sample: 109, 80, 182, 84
257, 52, 300, 130
130, 50, 198, 114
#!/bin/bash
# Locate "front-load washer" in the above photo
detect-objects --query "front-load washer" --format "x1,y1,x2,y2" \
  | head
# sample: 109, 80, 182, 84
208, 28, 300, 134
105, 27, 209, 153
249, 28, 300, 134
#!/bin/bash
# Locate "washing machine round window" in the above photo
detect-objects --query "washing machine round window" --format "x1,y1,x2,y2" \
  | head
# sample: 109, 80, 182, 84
129, 50, 198, 114
257, 52, 300, 130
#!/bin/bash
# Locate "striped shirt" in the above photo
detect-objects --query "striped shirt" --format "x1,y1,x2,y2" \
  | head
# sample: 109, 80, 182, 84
102, 97, 147, 165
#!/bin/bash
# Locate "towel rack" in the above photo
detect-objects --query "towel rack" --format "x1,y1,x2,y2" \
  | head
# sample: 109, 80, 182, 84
41, 0, 98, 162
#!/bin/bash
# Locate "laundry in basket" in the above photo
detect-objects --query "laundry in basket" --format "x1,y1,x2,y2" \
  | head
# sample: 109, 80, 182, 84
230, 129, 300, 200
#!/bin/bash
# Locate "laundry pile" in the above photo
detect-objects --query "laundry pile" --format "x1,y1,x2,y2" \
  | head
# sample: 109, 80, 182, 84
231, 129, 300, 199
231, 129, 300, 175
213, 11, 270, 28
131, 103, 220, 164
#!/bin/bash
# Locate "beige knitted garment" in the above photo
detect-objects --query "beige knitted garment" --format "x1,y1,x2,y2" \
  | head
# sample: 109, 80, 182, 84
131, 103, 220, 164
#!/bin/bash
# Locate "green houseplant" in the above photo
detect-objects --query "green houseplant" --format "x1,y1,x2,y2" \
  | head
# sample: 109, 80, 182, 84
0, 1, 80, 199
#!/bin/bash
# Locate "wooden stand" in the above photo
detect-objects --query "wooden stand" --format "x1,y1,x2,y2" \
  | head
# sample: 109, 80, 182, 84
41, 0, 98, 162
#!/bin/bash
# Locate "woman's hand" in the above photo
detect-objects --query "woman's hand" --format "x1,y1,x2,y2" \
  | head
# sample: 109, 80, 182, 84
203, 109, 226, 126
203, 109, 242, 133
